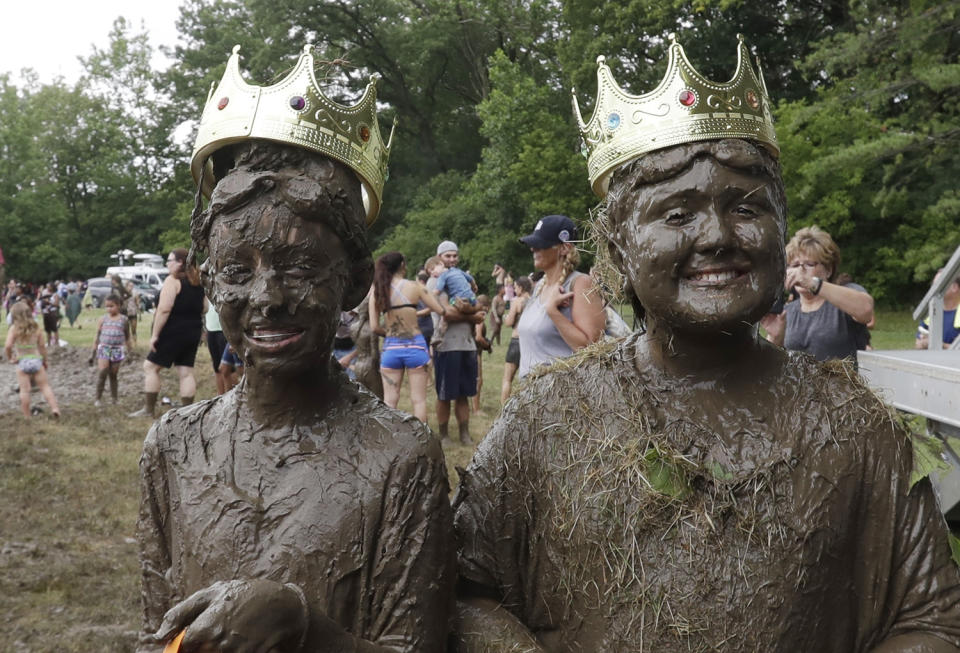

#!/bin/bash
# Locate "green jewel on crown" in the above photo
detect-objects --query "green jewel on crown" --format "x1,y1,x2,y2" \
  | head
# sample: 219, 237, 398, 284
572, 33, 779, 198
191, 44, 397, 224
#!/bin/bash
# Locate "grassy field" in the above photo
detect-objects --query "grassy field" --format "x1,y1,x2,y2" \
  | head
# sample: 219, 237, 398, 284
0, 306, 921, 650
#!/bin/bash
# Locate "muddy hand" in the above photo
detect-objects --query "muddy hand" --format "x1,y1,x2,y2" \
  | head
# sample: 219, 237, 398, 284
154, 579, 308, 653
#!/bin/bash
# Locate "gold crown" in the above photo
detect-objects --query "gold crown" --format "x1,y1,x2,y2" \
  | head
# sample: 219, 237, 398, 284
191, 45, 396, 224
572, 33, 778, 197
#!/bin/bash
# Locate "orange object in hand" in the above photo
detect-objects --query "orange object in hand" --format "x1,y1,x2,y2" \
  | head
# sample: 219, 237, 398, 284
163, 630, 186, 653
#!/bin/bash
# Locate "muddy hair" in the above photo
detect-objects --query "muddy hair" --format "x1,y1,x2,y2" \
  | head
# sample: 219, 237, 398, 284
189, 140, 374, 308
597, 139, 787, 322
10, 301, 38, 343
373, 252, 405, 315
170, 248, 201, 286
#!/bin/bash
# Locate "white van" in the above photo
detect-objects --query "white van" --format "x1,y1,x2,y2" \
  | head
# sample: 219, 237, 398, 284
105, 265, 169, 291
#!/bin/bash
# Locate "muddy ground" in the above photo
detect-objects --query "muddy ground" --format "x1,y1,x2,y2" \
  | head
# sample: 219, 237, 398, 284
0, 345, 148, 416
0, 326, 489, 652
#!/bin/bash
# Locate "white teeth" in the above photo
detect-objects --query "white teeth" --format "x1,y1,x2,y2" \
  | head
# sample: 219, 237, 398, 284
251, 332, 299, 340
691, 271, 738, 283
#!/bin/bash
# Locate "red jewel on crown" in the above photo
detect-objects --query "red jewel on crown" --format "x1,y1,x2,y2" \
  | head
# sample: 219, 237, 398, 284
289, 96, 306, 111
359, 125, 371, 142
678, 89, 697, 107
217, 97, 229, 110
745, 89, 760, 109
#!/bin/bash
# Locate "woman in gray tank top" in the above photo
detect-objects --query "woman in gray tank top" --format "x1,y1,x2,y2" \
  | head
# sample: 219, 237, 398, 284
515, 215, 605, 377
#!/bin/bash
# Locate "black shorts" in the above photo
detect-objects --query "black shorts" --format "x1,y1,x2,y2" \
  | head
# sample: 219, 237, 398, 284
505, 337, 520, 365
206, 330, 228, 372
148, 329, 201, 368
434, 349, 477, 401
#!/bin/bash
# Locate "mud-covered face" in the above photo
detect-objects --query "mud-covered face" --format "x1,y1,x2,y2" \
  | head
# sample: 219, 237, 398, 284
208, 206, 350, 376
609, 156, 784, 333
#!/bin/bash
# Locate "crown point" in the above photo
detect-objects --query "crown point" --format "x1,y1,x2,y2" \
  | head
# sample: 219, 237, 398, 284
596, 55, 606, 65
668, 32, 677, 43
737, 33, 745, 42
302, 44, 312, 55
232, 45, 241, 55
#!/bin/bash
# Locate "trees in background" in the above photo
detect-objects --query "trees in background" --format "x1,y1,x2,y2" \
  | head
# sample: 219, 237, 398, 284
0, 0, 956, 304
0, 18, 191, 281
777, 0, 960, 303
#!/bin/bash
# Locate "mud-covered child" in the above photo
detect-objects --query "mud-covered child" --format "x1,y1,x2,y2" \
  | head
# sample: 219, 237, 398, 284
5, 301, 60, 418
90, 294, 132, 406
472, 294, 492, 414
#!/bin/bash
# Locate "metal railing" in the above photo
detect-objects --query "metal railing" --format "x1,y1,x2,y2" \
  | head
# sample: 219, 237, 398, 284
912, 243, 960, 351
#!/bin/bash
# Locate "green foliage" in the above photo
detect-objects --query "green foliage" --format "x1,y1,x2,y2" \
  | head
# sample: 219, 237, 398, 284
0, 0, 955, 306
0, 19, 190, 282
777, 1, 960, 305
379, 50, 593, 289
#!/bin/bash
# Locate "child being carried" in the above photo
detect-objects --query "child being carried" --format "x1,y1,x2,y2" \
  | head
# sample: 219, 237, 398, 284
432, 259, 480, 345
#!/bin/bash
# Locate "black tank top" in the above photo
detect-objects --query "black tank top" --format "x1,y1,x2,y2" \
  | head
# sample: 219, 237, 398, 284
165, 279, 204, 336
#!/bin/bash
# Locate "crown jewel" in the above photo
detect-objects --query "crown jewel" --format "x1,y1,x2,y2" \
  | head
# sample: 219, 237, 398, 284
191, 45, 396, 224
572, 34, 778, 197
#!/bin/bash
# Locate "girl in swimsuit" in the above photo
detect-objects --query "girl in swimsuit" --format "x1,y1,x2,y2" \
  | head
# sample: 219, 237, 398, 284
369, 252, 448, 422
5, 301, 60, 418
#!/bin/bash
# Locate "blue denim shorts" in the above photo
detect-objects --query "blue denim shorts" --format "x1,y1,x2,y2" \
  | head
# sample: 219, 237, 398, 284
380, 334, 430, 370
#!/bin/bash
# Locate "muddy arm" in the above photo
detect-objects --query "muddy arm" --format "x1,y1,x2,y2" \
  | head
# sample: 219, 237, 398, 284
871, 634, 960, 652
858, 416, 960, 651
135, 426, 177, 653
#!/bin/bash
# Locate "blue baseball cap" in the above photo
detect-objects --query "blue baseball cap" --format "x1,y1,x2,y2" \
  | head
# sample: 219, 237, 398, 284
519, 215, 577, 249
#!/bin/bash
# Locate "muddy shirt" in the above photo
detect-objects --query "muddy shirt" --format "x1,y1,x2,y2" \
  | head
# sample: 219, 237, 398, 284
454, 334, 960, 652
137, 376, 454, 653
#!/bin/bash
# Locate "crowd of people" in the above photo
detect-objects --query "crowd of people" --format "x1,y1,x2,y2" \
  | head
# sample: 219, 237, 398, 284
349, 220, 613, 446
0, 36, 936, 653
2, 224, 956, 423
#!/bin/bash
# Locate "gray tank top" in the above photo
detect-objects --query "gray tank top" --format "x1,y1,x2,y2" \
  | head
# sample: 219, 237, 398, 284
516, 271, 583, 377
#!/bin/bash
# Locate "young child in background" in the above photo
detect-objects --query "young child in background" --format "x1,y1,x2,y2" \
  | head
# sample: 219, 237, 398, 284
5, 301, 60, 418
90, 294, 131, 407
124, 280, 140, 346
472, 294, 493, 415
432, 258, 480, 345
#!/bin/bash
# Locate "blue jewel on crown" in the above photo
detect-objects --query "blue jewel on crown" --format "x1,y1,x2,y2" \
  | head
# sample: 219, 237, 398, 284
606, 112, 621, 131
